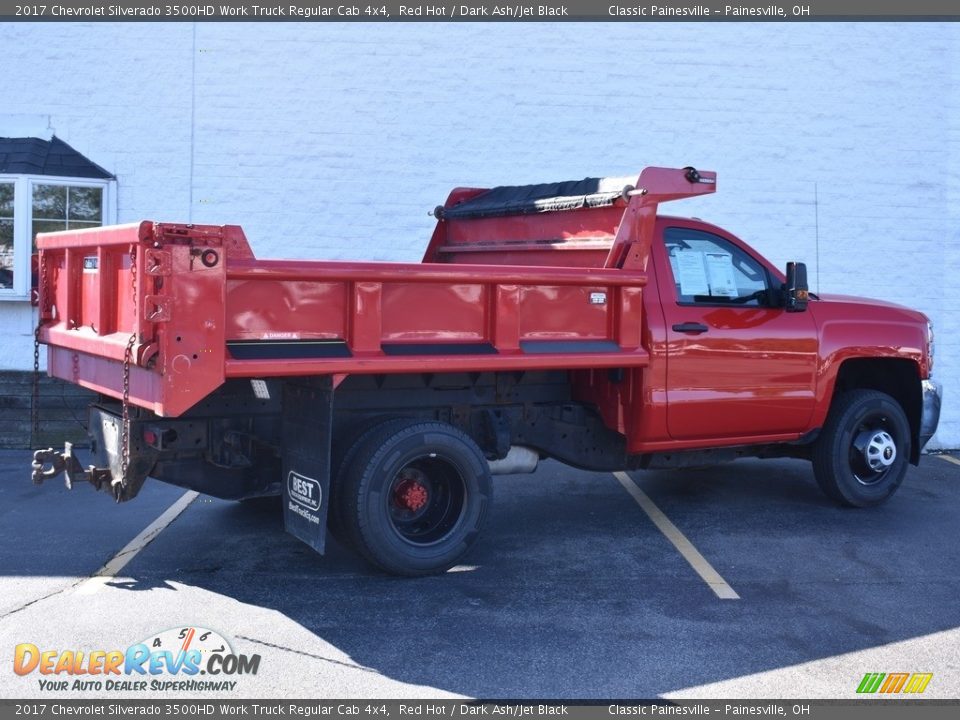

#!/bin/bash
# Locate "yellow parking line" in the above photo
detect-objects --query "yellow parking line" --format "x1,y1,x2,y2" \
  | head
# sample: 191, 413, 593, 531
614, 471, 740, 600
938, 454, 960, 467
75, 491, 199, 595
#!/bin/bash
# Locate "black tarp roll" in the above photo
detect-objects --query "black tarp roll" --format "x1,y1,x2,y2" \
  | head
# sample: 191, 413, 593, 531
441, 176, 634, 220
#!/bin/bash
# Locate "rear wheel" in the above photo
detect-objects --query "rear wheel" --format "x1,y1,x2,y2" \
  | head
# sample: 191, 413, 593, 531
339, 419, 492, 576
328, 416, 409, 545
812, 389, 910, 507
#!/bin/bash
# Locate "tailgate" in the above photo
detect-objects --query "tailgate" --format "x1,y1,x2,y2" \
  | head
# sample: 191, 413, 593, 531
36, 222, 246, 417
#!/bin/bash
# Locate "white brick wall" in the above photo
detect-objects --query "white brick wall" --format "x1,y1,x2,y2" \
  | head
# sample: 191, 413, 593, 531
1, 22, 957, 447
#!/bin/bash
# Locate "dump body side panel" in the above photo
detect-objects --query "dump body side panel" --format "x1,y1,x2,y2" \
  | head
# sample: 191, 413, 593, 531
37, 226, 650, 418
221, 259, 649, 378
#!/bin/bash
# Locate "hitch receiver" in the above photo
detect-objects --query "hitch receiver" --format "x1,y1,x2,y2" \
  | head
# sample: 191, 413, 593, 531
32, 442, 112, 491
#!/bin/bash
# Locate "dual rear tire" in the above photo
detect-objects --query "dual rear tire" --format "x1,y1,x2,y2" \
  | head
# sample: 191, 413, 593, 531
330, 419, 492, 576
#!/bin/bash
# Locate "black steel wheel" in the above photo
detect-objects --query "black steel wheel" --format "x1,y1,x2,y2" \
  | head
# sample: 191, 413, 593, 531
812, 389, 910, 507
339, 419, 492, 576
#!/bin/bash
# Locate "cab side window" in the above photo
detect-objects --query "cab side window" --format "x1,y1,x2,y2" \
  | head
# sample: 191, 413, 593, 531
664, 227, 770, 306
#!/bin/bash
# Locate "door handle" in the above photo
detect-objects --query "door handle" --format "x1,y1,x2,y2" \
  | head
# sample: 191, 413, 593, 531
672, 322, 709, 334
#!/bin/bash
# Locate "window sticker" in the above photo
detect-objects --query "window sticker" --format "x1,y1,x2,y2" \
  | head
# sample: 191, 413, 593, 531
675, 250, 710, 297
705, 251, 738, 298
668, 247, 679, 278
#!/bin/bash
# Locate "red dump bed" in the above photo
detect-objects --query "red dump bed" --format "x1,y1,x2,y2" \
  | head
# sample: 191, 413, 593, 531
35, 167, 715, 417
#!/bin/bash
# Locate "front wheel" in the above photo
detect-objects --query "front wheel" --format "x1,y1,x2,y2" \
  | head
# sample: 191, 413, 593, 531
339, 420, 492, 576
812, 389, 911, 507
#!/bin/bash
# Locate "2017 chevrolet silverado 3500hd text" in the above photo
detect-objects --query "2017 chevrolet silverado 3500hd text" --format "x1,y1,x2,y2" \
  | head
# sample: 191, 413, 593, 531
29, 166, 941, 576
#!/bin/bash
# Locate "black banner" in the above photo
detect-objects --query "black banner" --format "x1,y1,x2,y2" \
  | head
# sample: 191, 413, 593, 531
2, 700, 960, 720
2, 1, 960, 22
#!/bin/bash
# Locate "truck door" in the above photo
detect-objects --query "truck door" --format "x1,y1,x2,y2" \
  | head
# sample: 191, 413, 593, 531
655, 223, 818, 441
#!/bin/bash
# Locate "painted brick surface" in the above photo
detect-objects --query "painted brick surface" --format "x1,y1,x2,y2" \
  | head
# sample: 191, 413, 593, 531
0, 22, 956, 447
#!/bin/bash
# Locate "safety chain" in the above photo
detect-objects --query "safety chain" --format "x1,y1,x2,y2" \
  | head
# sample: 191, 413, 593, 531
31, 325, 40, 449
117, 245, 138, 499
30, 256, 49, 449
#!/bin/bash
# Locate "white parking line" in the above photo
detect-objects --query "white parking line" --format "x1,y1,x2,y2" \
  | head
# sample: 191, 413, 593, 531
937, 454, 960, 468
74, 491, 199, 596
613, 471, 740, 600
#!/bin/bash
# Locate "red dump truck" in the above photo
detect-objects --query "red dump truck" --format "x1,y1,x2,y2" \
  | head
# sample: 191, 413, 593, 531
30, 166, 941, 575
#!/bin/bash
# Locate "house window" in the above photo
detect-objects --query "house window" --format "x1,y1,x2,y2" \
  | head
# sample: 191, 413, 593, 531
0, 136, 115, 299
32, 184, 104, 241
0, 182, 13, 289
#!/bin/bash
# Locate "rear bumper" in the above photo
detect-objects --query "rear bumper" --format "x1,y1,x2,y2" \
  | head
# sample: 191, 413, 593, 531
919, 379, 942, 450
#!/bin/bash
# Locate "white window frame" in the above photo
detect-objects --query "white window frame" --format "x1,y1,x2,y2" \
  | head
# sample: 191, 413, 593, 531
0, 174, 117, 301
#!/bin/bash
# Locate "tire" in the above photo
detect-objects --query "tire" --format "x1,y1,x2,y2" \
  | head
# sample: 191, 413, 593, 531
812, 389, 911, 507
339, 419, 492, 576
328, 416, 410, 546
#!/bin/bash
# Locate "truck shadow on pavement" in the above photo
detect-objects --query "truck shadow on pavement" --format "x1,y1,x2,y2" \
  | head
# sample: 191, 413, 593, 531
3, 452, 959, 698
116, 457, 960, 698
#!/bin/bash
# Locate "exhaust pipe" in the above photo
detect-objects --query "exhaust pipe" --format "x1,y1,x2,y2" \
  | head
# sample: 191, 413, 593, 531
488, 446, 539, 475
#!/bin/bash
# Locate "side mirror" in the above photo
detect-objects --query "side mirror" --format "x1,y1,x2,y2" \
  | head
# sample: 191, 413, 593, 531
783, 261, 809, 312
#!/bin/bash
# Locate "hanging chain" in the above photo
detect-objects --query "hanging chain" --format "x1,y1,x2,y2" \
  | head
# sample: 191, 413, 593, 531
31, 256, 49, 450
118, 245, 138, 498
31, 325, 40, 449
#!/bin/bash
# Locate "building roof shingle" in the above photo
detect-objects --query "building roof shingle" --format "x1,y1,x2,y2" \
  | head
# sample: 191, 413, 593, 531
0, 136, 113, 179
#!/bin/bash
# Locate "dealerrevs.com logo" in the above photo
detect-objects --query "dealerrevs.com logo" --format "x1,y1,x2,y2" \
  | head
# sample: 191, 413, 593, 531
13, 627, 260, 692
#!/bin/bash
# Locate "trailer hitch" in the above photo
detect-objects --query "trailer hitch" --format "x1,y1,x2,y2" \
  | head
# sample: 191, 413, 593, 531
31, 442, 112, 491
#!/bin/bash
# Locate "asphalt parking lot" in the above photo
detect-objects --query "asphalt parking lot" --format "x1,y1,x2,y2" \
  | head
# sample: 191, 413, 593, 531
0, 449, 958, 700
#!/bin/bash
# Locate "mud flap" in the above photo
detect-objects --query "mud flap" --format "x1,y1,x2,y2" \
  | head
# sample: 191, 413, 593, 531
281, 378, 334, 554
